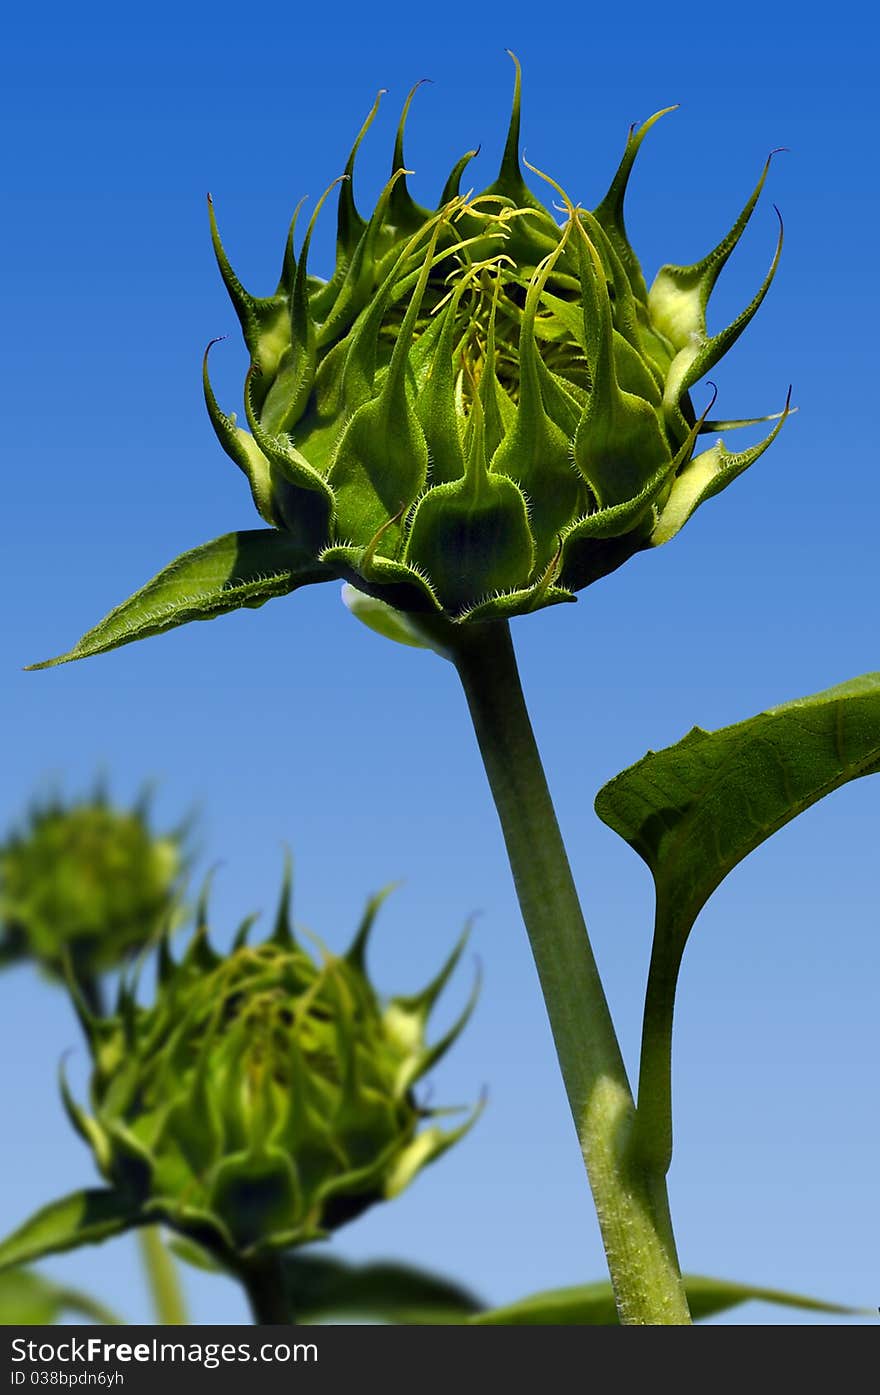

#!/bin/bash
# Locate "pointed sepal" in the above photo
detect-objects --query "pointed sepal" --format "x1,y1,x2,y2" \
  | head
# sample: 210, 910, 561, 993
384, 1095, 484, 1199
336, 90, 387, 260
394, 961, 482, 1094
482, 52, 542, 210
388, 81, 433, 233
389, 923, 470, 1027
593, 107, 679, 302
207, 195, 290, 384
271, 850, 296, 947
648, 152, 780, 350
346, 884, 398, 970
650, 391, 792, 546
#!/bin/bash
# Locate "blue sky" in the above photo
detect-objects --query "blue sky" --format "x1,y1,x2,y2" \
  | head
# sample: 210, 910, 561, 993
1, 0, 877, 1324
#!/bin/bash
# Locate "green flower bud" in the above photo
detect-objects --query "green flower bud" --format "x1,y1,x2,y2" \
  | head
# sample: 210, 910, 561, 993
203, 55, 789, 621
60, 875, 478, 1265
0, 789, 187, 983
31, 55, 790, 667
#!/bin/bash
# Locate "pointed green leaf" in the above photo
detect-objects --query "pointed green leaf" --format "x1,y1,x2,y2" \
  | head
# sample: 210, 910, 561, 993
0, 1269, 123, 1325
470, 1275, 866, 1325
596, 673, 880, 959
0, 1190, 141, 1272
29, 531, 330, 669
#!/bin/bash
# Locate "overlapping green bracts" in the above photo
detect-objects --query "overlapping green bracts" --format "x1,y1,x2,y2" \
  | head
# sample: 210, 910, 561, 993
33, 56, 788, 666
0, 790, 186, 980
57, 877, 478, 1265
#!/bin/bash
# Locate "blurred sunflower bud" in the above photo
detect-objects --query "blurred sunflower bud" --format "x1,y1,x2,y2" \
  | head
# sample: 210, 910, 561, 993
0, 788, 187, 988
33, 56, 789, 668
47, 875, 478, 1267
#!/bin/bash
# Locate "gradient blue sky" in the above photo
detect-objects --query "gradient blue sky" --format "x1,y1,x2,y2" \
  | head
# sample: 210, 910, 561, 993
2, 0, 877, 1325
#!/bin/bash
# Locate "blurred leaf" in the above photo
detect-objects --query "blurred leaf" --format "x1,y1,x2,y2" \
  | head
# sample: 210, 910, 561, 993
595, 673, 880, 958
0, 1191, 140, 1271
0, 1268, 122, 1325
285, 1254, 482, 1324
28, 531, 328, 668
470, 1275, 867, 1324
168, 1235, 225, 1274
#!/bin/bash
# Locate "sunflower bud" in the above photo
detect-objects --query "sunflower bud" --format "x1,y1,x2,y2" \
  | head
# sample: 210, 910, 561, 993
204, 56, 789, 622
59, 876, 478, 1265
0, 789, 186, 983
32, 55, 790, 667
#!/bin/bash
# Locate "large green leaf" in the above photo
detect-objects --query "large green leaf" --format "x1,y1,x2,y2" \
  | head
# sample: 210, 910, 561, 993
0, 1190, 141, 1271
284, 1254, 482, 1324
28, 531, 329, 669
595, 674, 880, 956
470, 1275, 866, 1325
0, 1268, 122, 1325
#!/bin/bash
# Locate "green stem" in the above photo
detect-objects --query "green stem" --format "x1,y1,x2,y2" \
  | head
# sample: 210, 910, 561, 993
240, 1255, 292, 1325
138, 1227, 189, 1325
449, 620, 690, 1325
633, 929, 683, 1177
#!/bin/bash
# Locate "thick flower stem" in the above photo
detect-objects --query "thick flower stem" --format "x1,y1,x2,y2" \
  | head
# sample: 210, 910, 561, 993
241, 1256, 293, 1325
449, 619, 690, 1325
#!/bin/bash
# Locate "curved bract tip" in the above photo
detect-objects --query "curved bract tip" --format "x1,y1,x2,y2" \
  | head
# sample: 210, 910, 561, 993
336, 89, 387, 253
593, 104, 678, 301
484, 48, 535, 205
346, 882, 400, 969
389, 80, 434, 230
270, 848, 295, 947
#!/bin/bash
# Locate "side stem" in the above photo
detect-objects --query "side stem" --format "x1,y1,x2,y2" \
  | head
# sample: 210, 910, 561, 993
449, 620, 690, 1325
138, 1227, 189, 1325
632, 931, 683, 1177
